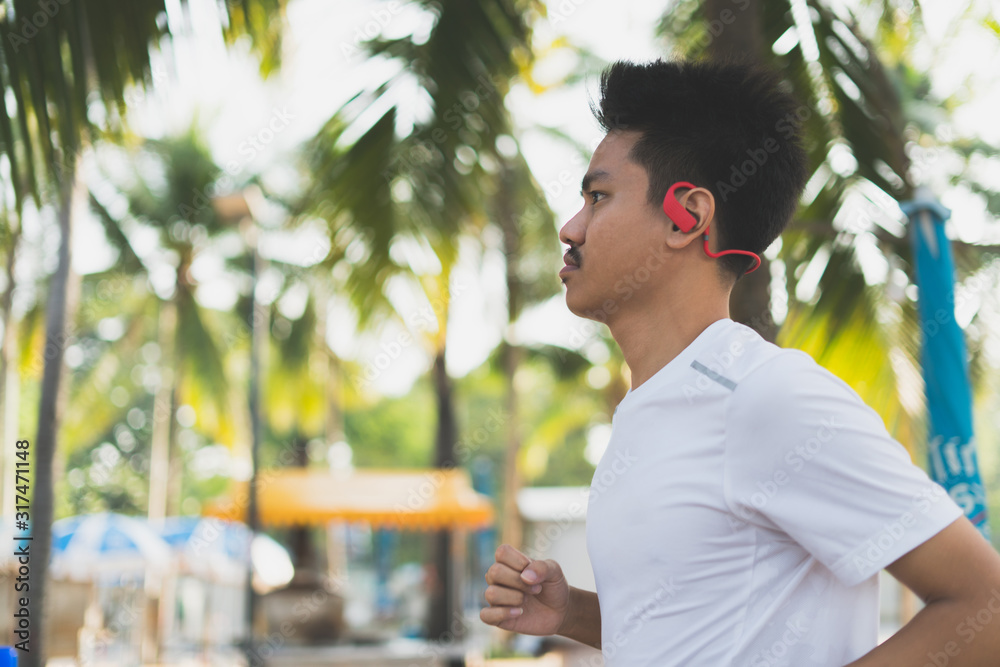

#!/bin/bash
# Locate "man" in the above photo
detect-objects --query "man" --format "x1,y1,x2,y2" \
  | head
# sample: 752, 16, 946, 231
480, 59, 1000, 666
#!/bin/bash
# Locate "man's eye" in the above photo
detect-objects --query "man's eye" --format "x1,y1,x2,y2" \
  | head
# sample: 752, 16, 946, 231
587, 191, 605, 204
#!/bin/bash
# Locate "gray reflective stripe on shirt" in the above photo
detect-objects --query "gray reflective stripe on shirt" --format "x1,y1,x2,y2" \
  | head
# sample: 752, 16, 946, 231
690, 360, 737, 391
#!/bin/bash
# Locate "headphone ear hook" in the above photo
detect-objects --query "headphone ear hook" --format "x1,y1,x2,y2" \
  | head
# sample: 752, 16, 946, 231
662, 181, 699, 233
664, 181, 762, 274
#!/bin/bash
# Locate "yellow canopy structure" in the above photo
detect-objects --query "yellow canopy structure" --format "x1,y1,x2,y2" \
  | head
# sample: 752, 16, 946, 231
204, 468, 494, 530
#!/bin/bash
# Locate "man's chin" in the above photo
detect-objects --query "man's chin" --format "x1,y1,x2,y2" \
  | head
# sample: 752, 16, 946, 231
563, 291, 603, 321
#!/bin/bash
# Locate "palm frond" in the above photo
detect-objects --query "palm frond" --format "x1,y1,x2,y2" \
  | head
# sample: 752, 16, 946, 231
0, 0, 286, 200
87, 192, 145, 274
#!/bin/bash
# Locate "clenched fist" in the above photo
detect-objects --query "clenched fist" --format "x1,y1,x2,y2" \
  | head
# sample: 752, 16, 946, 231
480, 543, 570, 636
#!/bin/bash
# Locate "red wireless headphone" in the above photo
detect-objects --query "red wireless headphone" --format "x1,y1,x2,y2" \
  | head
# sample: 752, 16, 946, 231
662, 181, 761, 274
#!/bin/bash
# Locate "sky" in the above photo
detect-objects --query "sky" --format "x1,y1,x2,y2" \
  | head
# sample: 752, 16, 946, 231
55, 0, 1000, 398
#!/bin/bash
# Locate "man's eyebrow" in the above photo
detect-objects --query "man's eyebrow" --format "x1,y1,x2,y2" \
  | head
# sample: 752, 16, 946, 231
581, 169, 611, 193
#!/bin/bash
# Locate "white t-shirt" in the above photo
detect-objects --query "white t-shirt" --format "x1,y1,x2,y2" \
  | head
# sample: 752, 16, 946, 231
585, 318, 963, 666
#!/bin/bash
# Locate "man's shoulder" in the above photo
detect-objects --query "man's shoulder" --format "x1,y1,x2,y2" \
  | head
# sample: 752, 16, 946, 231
693, 322, 864, 411
692, 320, 820, 387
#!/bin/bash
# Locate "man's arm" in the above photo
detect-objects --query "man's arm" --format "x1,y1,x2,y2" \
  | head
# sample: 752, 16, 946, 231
557, 586, 602, 650
847, 516, 1000, 666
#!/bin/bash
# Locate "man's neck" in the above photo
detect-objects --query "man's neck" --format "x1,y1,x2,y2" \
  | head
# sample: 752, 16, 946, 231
609, 296, 731, 391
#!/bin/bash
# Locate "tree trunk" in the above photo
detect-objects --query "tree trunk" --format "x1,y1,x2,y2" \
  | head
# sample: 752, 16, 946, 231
432, 348, 458, 467
26, 154, 82, 667
704, 0, 764, 60
497, 161, 525, 550
288, 431, 316, 578
1, 339, 20, 523
318, 290, 345, 447
730, 256, 778, 341
0, 220, 21, 521
245, 221, 265, 658
703, 0, 777, 341
165, 379, 183, 517
499, 342, 523, 549
426, 347, 462, 657
147, 299, 176, 523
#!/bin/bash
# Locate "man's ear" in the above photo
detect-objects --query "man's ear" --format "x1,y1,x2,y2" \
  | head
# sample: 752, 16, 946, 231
665, 186, 714, 250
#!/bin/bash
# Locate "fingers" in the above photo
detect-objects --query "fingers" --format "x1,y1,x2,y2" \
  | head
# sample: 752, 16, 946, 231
480, 604, 523, 628
489, 543, 554, 584
493, 543, 531, 571
483, 580, 542, 611
483, 544, 543, 624
481, 546, 567, 632
519, 557, 555, 585
486, 545, 533, 589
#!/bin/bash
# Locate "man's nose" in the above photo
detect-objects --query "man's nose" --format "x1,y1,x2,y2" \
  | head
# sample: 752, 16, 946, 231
559, 209, 585, 247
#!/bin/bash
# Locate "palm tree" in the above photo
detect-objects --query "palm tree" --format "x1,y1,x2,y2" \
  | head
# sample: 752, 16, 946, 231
490, 155, 562, 550
85, 130, 237, 519
655, 0, 1000, 454
262, 284, 337, 577
296, 0, 556, 649
0, 2, 285, 661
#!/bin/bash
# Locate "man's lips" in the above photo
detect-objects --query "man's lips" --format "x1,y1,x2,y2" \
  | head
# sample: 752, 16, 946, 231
561, 248, 581, 277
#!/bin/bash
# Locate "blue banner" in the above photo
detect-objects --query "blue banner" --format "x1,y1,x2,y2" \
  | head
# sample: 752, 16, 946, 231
902, 191, 989, 538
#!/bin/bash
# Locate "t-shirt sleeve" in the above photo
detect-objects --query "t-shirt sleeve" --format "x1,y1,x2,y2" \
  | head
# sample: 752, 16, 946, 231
723, 350, 964, 587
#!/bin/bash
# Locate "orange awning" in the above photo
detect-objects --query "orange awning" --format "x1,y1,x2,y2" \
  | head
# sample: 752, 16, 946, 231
203, 468, 494, 530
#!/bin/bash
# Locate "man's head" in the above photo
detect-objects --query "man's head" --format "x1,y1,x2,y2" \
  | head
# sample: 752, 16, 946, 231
558, 59, 808, 321
594, 58, 809, 278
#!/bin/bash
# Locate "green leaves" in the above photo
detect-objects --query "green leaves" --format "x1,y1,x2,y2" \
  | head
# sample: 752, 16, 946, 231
298, 0, 556, 338
0, 0, 286, 212
299, 106, 401, 329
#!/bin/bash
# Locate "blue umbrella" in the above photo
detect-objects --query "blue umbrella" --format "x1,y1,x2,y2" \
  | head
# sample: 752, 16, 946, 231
160, 516, 249, 563
158, 517, 293, 591
158, 516, 251, 584
50, 513, 173, 580
902, 189, 989, 538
